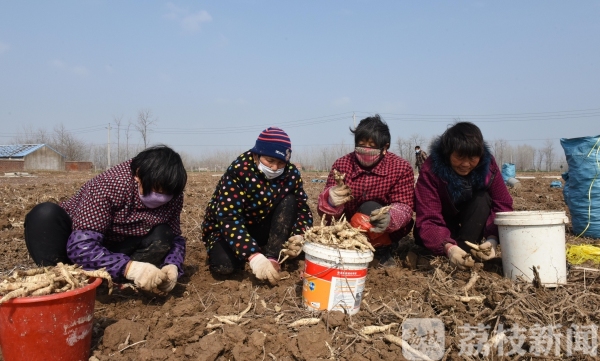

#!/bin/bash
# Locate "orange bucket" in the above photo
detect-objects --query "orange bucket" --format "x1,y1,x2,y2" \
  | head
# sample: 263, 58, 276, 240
0, 278, 102, 361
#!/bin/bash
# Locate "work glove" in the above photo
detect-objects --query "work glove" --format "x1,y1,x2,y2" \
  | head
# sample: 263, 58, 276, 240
369, 208, 391, 233
328, 185, 353, 207
446, 245, 475, 270
470, 238, 498, 261
157, 264, 179, 293
249, 253, 281, 285
125, 261, 167, 291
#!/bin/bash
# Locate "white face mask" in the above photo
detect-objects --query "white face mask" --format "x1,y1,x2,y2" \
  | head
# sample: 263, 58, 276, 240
258, 161, 284, 179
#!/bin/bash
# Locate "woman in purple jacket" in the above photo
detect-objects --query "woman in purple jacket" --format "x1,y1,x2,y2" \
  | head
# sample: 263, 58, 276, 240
414, 122, 513, 270
24, 145, 187, 293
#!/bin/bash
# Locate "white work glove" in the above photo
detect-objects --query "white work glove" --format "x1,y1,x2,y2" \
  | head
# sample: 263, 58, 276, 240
157, 264, 179, 293
369, 209, 391, 233
249, 253, 281, 285
125, 261, 167, 291
328, 185, 353, 207
446, 245, 475, 270
470, 238, 498, 261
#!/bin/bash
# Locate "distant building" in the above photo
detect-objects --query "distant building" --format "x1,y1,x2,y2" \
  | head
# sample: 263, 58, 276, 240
0, 144, 65, 172
293, 163, 303, 171
65, 161, 93, 172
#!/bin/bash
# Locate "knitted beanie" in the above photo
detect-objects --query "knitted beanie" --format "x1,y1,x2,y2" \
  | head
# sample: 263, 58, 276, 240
250, 127, 292, 162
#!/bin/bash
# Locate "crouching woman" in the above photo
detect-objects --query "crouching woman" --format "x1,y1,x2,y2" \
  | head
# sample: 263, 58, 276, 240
24, 145, 188, 293
414, 122, 513, 269
201, 127, 313, 285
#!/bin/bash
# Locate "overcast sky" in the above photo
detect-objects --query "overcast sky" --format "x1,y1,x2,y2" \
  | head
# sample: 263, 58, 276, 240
1, 1, 599, 158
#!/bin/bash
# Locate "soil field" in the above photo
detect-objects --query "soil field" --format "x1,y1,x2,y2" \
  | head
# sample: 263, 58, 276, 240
1, 171, 599, 361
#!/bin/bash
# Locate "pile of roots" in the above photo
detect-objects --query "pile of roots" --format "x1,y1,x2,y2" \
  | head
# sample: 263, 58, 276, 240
0, 263, 112, 303
303, 216, 375, 252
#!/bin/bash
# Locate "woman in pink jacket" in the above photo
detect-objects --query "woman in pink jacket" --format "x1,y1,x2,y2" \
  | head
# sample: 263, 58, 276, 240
414, 122, 513, 269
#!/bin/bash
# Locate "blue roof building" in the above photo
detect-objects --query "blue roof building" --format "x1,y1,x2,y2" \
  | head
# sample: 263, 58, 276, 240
0, 144, 65, 171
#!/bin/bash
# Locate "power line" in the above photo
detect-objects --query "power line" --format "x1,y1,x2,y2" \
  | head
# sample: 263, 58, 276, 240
3, 107, 598, 139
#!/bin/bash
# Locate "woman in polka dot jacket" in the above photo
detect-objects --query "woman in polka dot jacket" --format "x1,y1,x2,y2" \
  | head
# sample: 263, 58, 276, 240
201, 127, 313, 285
24, 145, 188, 293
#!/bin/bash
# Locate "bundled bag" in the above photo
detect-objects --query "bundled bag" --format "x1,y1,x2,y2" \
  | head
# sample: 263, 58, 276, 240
560, 135, 600, 238
501, 163, 516, 182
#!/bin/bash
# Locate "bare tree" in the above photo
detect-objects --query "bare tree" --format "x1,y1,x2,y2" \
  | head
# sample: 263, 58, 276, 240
12, 125, 50, 144
395, 137, 410, 160
535, 149, 544, 171
492, 139, 510, 165
51, 124, 88, 161
125, 120, 133, 159
514, 144, 535, 171
113, 115, 123, 163
333, 140, 352, 160
135, 109, 156, 149
542, 139, 554, 171
90, 144, 108, 171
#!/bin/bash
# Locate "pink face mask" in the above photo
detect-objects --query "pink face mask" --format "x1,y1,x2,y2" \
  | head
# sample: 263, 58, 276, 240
139, 192, 173, 208
355, 146, 383, 168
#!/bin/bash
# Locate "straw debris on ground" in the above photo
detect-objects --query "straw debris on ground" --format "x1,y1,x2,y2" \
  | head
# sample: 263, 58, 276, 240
0, 172, 599, 360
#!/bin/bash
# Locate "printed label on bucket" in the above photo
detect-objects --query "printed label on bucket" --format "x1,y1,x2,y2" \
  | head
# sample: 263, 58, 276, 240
302, 259, 367, 314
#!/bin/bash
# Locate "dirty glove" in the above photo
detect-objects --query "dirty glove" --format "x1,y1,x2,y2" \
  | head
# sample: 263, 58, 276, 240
157, 264, 178, 293
369, 208, 391, 233
446, 245, 475, 270
328, 185, 353, 207
249, 253, 281, 285
470, 238, 498, 261
125, 261, 167, 291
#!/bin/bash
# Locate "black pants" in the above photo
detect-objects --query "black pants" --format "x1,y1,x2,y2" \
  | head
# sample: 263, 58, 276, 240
445, 190, 492, 252
24, 202, 174, 267
208, 194, 298, 275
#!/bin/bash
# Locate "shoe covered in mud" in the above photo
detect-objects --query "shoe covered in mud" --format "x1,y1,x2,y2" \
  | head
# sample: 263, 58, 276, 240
373, 246, 396, 268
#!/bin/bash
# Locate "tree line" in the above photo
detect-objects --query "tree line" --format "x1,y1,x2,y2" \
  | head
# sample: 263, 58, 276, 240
11, 111, 567, 173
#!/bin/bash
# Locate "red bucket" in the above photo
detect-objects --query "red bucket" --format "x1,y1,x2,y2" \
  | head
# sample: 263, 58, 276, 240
0, 278, 102, 361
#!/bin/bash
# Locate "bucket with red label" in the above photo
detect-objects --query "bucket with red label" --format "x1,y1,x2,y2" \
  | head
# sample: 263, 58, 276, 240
302, 242, 373, 315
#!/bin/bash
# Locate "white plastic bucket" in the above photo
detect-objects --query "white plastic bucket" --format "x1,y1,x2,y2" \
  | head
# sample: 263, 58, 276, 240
506, 177, 521, 188
494, 211, 569, 287
302, 242, 373, 315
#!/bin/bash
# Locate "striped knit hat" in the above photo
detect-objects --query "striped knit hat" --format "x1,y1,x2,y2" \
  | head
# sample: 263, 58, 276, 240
250, 127, 292, 162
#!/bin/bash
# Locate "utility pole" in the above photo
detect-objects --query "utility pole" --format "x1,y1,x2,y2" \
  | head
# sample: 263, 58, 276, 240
353, 112, 356, 128
107, 123, 111, 169
116, 122, 120, 163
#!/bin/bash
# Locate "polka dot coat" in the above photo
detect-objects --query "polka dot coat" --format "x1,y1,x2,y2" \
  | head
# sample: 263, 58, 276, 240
201, 151, 313, 260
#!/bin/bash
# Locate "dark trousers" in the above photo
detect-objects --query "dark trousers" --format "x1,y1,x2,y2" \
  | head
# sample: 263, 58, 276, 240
24, 202, 173, 267
209, 194, 298, 275
446, 190, 492, 252
414, 191, 491, 253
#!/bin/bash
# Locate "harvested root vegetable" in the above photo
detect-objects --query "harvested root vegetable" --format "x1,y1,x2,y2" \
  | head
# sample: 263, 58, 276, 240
303, 216, 375, 252
464, 241, 481, 251
0, 263, 113, 304
371, 205, 391, 217
278, 236, 304, 264
212, 301, 252, 324
288, 317, 321, 328
360, 322, 398, 335
465, 240, 492, 255
384, 334, 433, 361
333, 169, 345, 187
